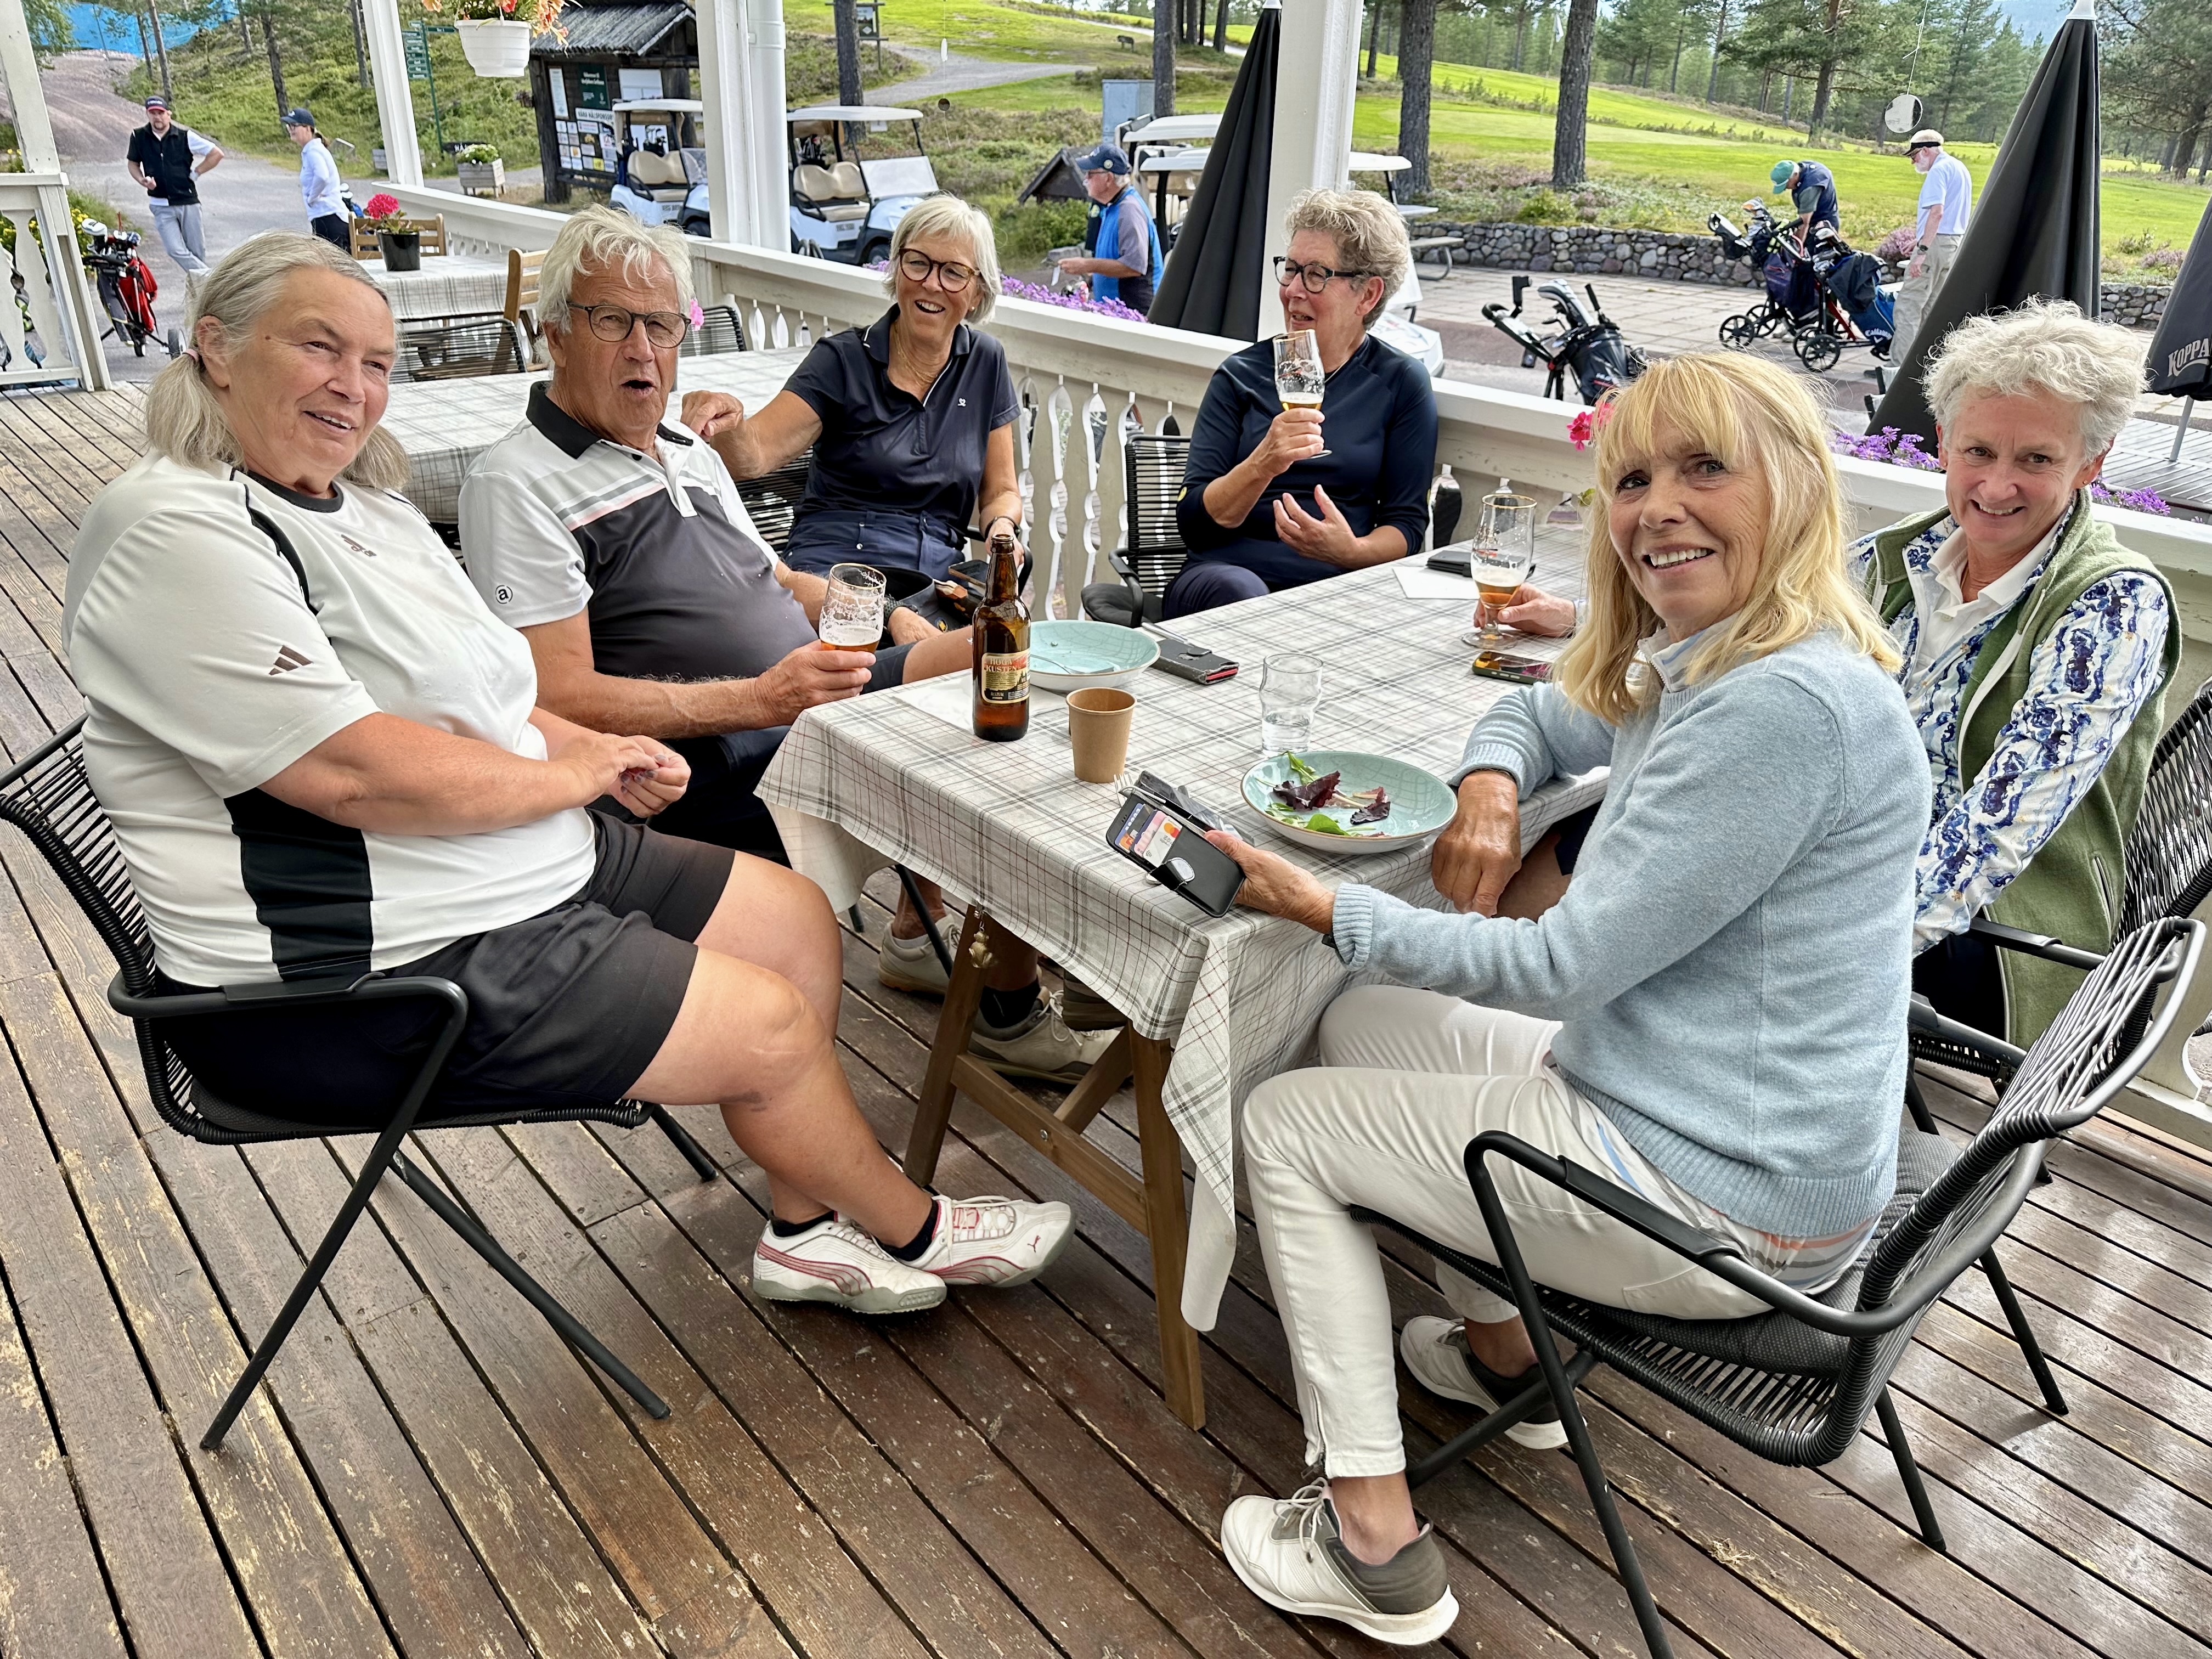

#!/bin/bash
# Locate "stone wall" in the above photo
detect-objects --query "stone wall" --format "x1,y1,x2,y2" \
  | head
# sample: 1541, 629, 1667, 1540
1424, 219, 2173, 329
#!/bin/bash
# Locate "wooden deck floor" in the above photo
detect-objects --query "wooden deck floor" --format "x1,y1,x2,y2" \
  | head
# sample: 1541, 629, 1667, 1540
5, 387, 2212, 1657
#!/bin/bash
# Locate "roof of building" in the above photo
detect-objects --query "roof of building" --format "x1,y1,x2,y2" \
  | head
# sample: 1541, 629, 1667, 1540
530, 2, 692, 59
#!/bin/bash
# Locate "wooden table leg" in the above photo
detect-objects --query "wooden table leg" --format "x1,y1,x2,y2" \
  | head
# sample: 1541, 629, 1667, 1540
905, 906, 986, 1187
1133, 1034, 1205, 1430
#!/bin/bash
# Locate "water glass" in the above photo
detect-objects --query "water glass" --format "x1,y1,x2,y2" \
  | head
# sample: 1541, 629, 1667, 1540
819, 562, 886, 651
1260, 652, 1324, 755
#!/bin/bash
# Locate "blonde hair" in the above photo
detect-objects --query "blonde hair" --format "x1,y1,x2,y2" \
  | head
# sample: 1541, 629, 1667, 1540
1285, 187, 1412, 327
885, 193, 1001, 322
143, 232, 408, 490
1925, 297, 2147, 457
539, 204, 696, 331
1555, 352, 1899, 724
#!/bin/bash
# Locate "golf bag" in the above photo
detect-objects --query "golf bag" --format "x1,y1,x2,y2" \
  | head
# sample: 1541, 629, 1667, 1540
79, 222, 165, 358
1808, 224, 1895, 348
1482, 275, 1647, 405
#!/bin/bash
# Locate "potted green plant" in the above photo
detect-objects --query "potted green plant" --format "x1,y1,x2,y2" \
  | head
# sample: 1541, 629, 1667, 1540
456, 144, 504, 196
361, 193, 421, 271
428, 0, 562, 77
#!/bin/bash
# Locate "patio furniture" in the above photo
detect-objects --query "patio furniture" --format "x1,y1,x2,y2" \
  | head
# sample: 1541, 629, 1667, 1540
0, 718, 725, 1452
391, 315, 531, 383
756, 545, 1607, 1427
1408, 234, 1459, 278
1081, 433, 1188, 625
679, 303, 748, 357
363, 251, 511, 324
1361, 913, 2202, 1659
731, 449, 812, 551
351, 215, 448, 261
504, 247, 545, 363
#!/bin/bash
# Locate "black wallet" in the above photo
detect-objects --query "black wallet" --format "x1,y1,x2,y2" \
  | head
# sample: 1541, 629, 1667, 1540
1152, 634, 1239, 683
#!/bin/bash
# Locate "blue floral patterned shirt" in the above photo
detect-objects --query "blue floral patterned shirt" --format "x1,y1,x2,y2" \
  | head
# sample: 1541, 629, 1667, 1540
1847, 511, 2170, 952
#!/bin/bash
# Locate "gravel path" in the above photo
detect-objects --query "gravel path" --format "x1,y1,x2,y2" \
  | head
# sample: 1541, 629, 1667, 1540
873, 50, 1086, 105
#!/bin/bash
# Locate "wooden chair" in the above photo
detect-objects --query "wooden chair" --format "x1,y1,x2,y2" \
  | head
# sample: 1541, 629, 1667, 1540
679, 303, 747, 357
391, 315, 530, 382
0, 719, 723, 1451
1081, 433, 1189, 625
504, 246, 546, 362
351, 215, 448, 261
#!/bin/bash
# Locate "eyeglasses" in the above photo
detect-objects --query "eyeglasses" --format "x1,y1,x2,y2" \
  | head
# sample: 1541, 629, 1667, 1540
1273, 257, 1376, 294
897, 249, 977, 292
566, 302, 691, 348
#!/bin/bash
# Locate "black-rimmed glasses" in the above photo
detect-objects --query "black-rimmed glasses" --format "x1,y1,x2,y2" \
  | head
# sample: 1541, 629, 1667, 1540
566, 302, 691, 348
1273, 256, 1375, 294
897, 249, 977, 292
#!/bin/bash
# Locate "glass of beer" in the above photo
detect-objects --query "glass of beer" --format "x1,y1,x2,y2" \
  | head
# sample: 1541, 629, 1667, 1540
1469, 492, 1537, 646
819, 562, 886, 653
1274, 329, 1330, 459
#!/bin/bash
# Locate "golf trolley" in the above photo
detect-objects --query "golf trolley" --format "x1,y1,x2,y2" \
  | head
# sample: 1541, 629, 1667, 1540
1710, 204, 1886, 374
79, 222, 176, 359
1482, 275, 1647, 405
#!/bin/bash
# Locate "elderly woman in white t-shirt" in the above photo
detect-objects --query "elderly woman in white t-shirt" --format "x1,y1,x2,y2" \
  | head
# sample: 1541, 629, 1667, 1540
66, 233, 1070, 1313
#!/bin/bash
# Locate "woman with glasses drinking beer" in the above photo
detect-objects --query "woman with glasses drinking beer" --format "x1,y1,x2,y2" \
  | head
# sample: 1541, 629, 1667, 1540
1164, 189, 1436, 619
1195, 355, 1929, 1647
697, 194, 1021, 584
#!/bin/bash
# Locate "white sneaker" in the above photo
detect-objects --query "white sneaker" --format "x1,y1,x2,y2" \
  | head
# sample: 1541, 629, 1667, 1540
751, 1214, 946, 1314
1220, 1482, 1458, 1646
1399, 1315, 1566, 1450
911, 1193, 1074, 1288
970, 995, 1118, 1082
877, 927, 951, 996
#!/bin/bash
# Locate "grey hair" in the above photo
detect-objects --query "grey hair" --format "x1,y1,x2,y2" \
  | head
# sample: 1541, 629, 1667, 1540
884, 193, 1001, 323
539, 204, 696, 334
1285, 187, 1412, 328
143, 231, 408, 489
1925, 298, 2148, 457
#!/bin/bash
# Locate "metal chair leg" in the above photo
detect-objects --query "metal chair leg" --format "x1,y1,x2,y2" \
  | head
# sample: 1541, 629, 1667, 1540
895, 865, 955, 978
1875, 1389, 1946, 1551
1979, 1245, 2068, 1415
1904, 1070, 1939, 1136
202, 1112, 415, 1451
648, 1104, 719, 1183
388, 1151, 671, 1420
1407, 1346, 1598, 1487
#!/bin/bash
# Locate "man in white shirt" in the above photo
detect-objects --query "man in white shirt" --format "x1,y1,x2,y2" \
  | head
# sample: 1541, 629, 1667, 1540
1894, 129, 1972, 363
125, 95, 221, 279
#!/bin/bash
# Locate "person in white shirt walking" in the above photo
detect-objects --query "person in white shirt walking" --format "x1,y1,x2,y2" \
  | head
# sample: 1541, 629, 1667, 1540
1894, 129, 1973, 363
126, 95, 221, 279
284, 107, 350, 252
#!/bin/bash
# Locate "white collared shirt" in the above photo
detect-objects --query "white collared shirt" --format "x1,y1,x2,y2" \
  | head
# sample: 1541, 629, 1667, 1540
1903, 521, 2061, 675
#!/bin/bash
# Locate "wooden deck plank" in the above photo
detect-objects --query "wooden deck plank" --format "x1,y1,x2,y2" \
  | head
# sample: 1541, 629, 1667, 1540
0, 397, 118, 512
23, 388, 145, 477
0, 1228, 129, 1659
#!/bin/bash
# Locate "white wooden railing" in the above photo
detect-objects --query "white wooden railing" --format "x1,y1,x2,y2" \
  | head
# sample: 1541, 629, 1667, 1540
389, 187, 2212, 657
0, 175, 108, 392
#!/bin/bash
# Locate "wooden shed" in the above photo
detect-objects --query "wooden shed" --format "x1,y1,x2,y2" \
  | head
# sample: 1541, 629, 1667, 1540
528, 1, 697, 204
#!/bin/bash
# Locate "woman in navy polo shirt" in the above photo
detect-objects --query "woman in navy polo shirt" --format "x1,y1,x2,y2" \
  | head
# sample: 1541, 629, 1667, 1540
1170, 189, 1437, 618
707, 194, 1020, 583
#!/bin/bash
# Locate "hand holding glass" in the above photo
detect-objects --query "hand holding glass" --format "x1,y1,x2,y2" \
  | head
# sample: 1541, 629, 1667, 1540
1469, 493, 1537, 646
819, 563, 886, 652
1274, 330, 1330, 459
1260, 653, 1324, 755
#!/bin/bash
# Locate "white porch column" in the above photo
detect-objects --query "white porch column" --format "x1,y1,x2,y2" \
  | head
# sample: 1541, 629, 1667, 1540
697, 0, 789, 248
0, 0, 109, 388
1261, 0, 1362, 336
0, 0, 58, 172
363, 0, 424, 187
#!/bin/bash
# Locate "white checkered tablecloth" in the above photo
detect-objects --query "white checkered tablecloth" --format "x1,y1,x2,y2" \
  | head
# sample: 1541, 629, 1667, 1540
381, 347, 811, 522
365, 253, 513, 322
757, 530, 1605, 1328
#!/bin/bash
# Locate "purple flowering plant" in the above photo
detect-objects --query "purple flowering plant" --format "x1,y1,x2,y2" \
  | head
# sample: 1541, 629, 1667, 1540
864, 259, 1146, 323
1830, 427, 2169, 515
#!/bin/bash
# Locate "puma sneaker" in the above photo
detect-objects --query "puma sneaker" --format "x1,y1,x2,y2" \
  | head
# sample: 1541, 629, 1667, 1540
1220, 1482, 1458, 1646
910, 1193, 1074, 1288
751, 1214, 946, 1314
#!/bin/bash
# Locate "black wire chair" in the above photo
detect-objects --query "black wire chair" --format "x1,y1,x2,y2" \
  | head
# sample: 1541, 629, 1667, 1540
679, 304, 748, 357
391, 315, 531, 382
0, 719, 723, 1451
1082, 434, 1189, 627
1356, 916, 2202, 1659
731, 449, 813, 554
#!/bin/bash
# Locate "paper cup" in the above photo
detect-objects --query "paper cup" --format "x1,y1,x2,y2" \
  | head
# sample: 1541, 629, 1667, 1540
1066, 687, 1136, 783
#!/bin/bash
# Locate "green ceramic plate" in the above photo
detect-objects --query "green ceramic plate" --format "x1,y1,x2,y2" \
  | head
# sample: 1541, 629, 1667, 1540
1241, 750, 1456, 856
1026, 620, 1160, 692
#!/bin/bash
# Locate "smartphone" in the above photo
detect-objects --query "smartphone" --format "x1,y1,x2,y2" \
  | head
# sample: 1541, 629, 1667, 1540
1426, 545, 1474, 578
1153, 635, 1240, 684
1105, 793, 1245, 916
1471, 650, 1551, 685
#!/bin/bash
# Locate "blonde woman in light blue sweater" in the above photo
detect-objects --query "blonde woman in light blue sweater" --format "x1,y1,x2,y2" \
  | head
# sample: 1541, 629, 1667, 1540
1204, 354, 1929, 1647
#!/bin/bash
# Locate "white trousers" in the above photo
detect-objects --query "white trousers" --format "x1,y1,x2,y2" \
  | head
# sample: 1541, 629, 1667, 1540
1891, 233, 1960, 364
1243, 985, 1771, 1477
149, 201, 210, 275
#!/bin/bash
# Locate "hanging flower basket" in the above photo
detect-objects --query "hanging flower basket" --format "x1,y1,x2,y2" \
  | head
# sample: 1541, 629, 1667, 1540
455, 19, 532, 77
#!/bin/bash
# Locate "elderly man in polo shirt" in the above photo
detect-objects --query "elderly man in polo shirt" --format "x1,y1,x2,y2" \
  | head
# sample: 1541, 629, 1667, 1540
1893, 129, 1973, 364
461, 206, 1115, 1083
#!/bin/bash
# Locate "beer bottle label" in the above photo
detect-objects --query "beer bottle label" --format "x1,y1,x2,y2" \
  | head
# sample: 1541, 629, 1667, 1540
979, 650, 1029, 703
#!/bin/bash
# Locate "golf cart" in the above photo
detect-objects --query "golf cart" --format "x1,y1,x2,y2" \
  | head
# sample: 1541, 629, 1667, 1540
788, 105, 936, 265
608, 99, 710, 237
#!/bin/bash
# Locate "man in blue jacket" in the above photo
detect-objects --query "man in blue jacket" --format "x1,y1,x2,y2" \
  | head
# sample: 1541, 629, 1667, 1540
1058, 144, 1162, 317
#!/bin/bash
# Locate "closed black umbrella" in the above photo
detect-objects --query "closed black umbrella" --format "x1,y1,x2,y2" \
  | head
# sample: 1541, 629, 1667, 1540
1148, 0, 1279, 338
2146, 195, 2212, 397
1870, 0, 2101, 441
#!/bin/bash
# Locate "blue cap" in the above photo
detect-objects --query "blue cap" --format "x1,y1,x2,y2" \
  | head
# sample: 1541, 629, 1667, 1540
1073, 143, 1130, 176
283, 108, 316, 130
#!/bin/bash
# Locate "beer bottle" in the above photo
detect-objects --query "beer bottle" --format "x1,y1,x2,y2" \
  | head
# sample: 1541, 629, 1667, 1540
972, 529, 1029, 742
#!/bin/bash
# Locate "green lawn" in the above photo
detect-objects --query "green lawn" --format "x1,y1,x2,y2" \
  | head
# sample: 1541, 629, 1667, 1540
783, 0, 1156, 65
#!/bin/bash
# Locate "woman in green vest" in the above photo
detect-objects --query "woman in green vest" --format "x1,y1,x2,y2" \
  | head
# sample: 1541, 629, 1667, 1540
1848, 298, 2179, 1045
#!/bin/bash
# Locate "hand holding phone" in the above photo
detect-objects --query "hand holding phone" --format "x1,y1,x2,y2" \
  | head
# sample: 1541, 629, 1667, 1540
1106, 792, 1245, 916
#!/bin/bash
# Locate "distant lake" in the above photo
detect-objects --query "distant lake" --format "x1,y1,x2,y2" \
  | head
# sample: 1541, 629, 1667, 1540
65, 5, 207, 55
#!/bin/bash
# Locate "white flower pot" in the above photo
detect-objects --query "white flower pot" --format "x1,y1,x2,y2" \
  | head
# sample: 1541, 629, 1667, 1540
455, 19, 532, 78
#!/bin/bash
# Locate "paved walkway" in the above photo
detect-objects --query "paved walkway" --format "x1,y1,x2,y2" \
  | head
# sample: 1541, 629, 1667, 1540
875, 49, 1088, 105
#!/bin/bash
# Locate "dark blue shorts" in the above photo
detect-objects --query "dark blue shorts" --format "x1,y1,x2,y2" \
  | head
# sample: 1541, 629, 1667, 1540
784, 507, 966, 582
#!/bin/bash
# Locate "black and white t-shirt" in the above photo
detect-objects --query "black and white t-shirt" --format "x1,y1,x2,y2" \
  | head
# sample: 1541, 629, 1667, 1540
459, 385, 817, 681
64, 454, 597, 986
